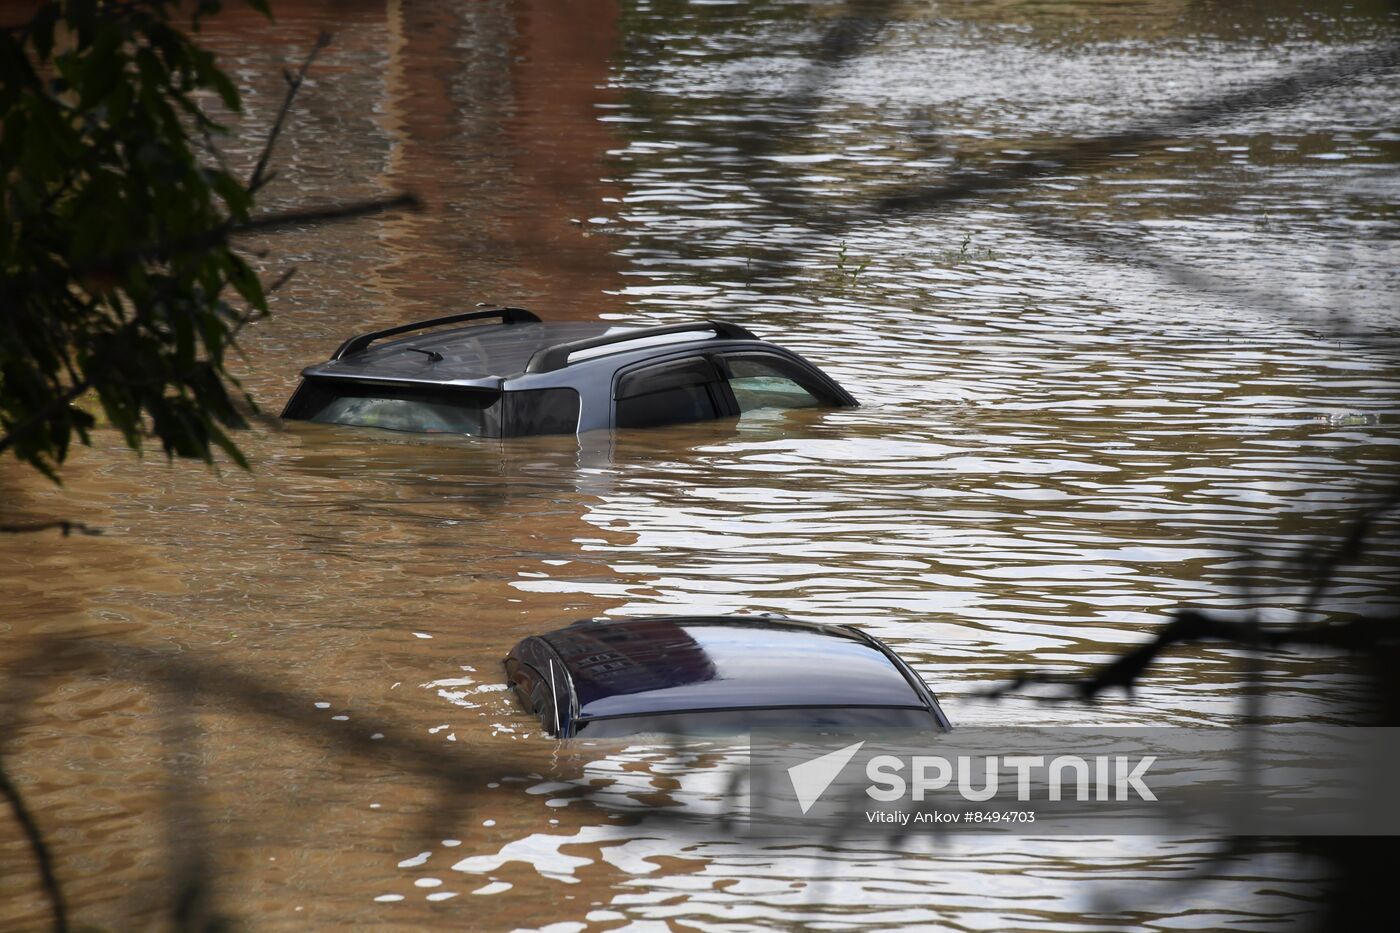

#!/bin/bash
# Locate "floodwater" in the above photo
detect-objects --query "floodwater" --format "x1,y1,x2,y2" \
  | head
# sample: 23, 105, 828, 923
3, 0, 1399, 929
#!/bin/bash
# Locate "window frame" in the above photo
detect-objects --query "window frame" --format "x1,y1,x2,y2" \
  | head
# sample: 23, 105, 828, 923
610, 347, 851, 429
609, 353, 739, 429
714, 351, 850, 410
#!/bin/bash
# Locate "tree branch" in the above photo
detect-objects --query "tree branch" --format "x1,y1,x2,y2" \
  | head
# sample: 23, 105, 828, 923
0, 190, 420, 458
247, 31, 332, 195
0, 761, 69, 933
234, 193, 422, 237
979, 610, 1393, 702
0, 520, 103, 536
0, 192, 421, 303
870, 41, 1400, 217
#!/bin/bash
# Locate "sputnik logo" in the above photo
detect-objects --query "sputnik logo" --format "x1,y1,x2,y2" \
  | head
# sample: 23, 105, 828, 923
787, 741, 865, 814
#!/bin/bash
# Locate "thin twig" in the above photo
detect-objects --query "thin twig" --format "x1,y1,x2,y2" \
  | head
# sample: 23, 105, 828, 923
247, 31, 333, 194
198, 127, 232, 179
266, 266, 298, 294
227, 267, 295, 359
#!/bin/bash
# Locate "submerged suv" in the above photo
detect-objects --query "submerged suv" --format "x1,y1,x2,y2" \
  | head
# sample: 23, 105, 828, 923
281, 308, 857, 437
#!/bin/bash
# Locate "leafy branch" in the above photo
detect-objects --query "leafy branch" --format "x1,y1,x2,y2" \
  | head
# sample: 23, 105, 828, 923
0, 2, 418, 482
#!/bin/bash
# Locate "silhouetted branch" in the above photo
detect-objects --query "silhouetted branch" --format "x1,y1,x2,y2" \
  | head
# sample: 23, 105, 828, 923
1014, 212, 1374, 342
1301, 487, 1400, 611
227, 266, 298, 351
0, 520, 103, 537
0, 761, 68, 933
978, 610, 1392, 702
980, 487, 1400, 704
718, 36, 1400, 306
235, 193, 423, 236
266, 266, 298, 294
0, 193, 419, 310
870, 42, 1400, 217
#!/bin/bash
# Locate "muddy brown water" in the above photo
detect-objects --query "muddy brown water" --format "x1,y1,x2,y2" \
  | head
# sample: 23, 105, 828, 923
3, 0, 1399, 929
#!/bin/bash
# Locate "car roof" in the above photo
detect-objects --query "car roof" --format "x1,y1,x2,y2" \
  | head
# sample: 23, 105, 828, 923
302, 319, 616, 385
521, 616, 929, 720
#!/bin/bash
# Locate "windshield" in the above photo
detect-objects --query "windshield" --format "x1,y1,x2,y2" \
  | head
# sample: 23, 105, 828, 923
283, 380, 499, 435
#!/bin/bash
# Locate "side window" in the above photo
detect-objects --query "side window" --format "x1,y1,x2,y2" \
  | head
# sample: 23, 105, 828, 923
722, 354, 822, 415
615, 357, 725, 429
506, 387, 580, 436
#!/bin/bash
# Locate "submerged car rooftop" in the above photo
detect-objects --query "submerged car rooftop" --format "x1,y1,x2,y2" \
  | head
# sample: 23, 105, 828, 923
528, 616, 934, 719
298, 308, 765, 389
284, 308, 858, 437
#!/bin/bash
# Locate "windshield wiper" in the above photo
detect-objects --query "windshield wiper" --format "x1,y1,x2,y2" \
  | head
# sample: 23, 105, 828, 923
403, 347, 443, 362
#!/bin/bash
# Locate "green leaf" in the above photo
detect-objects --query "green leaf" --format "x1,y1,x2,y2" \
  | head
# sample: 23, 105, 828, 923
200, 50, 242, 112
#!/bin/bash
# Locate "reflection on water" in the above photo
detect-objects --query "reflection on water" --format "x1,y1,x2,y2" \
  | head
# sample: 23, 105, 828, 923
2, 0, 1398, 929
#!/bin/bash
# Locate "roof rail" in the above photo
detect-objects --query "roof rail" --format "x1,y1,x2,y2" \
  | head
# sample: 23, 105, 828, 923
524, 320, 758, 373
331, 307, 541, 360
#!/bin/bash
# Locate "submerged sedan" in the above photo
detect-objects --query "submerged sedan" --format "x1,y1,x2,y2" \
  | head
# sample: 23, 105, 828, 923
504, 615, 950, 738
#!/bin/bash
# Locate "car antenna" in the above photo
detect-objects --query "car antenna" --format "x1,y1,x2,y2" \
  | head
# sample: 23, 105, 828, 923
402, 347, 443, 362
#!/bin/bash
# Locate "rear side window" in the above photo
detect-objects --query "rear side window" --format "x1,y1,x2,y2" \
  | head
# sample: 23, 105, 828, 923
505, 388, 580, 436
284, 380, 501, 435
721, 354, 824, 415
615, 357, 725, 429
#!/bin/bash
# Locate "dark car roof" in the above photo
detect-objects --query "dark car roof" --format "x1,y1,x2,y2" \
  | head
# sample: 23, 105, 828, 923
529, 616, 929, 720
303, 320, 615, 383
